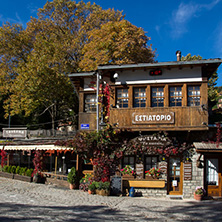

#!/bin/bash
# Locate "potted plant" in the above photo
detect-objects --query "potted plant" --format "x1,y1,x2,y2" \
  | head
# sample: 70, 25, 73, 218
120, 165, 136, 179
101, 181, 110, 196
145, 167, 161, 179
95, 181, 103, 195
88, 182, 96, 194
67, 167, 78, 189
194, 186, 205, 201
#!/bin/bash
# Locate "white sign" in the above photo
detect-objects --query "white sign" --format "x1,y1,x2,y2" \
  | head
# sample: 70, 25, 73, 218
132, 112, 174, 124
3, 128, 27, 138
172, 180, 178, 187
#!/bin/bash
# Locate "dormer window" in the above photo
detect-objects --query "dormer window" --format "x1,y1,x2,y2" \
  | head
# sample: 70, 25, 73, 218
151, 87, 164, 107
116, 88, 129, 108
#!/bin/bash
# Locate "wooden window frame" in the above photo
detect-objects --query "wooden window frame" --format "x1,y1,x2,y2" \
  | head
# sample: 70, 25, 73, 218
187, 85, 201, 106
122, 155, 135, 170
133, 87, 146, 108
169, 86, 182, 107
84, 94, 97, 112
144, 156, 158, 172
116, 88, 129, 108
151, 87, 164, 107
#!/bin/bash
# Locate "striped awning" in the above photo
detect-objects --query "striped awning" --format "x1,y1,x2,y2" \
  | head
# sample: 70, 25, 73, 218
0, 144, 71, 151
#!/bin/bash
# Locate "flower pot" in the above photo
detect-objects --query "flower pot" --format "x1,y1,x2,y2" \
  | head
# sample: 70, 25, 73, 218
194, 193, 203, 201
70, 183, 76, 190
88, 190, 92, 194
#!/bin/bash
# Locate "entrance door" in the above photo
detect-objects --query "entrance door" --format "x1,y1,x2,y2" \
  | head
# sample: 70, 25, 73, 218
205, 157, 222, 197
168, 157, 183, 195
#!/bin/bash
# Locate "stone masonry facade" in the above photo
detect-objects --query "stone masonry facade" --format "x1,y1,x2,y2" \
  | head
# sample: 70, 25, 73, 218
134, 152, 203, 199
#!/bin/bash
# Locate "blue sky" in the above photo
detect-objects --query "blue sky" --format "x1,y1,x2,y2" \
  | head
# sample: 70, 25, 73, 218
0, 0, 222, 85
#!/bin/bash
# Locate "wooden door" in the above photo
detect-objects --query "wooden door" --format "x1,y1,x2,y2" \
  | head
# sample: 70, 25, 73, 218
205, 156, 222, 197
168, 157, 183, 195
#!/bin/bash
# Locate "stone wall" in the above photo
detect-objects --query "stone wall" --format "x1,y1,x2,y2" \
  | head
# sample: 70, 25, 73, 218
135, 187, 167, 197
183, 152, 204, 199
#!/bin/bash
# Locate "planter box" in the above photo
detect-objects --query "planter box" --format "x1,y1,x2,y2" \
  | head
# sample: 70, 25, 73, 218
122, 175, 135, 180
0, 171, 14, 179
14, 174, 32, 183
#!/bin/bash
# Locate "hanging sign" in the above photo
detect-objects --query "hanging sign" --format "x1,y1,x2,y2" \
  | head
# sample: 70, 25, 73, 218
132, 134, 172, 147
184, 162, 192, 180
3, 128, 27, 138
136, 163, 144, 179
158, 162, 168, 174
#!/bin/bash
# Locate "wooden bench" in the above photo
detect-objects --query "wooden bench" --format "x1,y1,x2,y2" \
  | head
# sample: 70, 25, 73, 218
123, 179, 165, 188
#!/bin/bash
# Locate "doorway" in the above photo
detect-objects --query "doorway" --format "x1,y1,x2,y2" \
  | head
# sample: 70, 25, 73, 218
205, 155, 222, 197
168, 157, 183, 195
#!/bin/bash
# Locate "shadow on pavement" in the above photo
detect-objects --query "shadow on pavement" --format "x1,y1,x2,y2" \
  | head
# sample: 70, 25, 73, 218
0, 202, 150, 221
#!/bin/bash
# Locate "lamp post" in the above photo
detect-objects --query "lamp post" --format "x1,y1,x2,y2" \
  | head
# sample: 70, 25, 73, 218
62, 156, 66, 174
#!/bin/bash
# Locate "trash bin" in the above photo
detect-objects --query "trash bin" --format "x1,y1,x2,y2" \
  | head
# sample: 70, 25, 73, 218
129, 187, 135, 197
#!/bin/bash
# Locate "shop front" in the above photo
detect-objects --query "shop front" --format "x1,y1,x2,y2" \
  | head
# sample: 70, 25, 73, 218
194, 142, 222, 197
120, 133, 195, 198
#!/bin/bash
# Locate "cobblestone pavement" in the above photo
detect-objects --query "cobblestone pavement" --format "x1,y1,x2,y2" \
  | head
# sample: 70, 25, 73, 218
0, 178, 222, 221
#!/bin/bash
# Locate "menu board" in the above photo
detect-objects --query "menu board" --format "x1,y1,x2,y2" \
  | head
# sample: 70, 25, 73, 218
184, 162, 192, 180
136, 163, 144, 179
159, 162, 167, 174
110, 176, 122, 196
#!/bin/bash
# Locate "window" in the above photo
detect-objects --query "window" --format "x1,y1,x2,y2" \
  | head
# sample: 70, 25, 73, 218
116, 88, 129, 108
84, 94, 96, 112
206, 159, 218, 185
145, 156, 158, 171
188, 86, 200, 106
170, 86, 182, 107
133, 88, 146, 107
152, 87, 164, 107
122, 156, 135, 170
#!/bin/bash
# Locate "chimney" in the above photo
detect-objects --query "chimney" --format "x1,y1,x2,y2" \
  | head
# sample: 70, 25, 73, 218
176, 50, 181, 61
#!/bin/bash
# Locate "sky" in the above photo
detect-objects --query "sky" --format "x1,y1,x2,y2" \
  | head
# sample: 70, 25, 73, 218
0, 0, 222, 85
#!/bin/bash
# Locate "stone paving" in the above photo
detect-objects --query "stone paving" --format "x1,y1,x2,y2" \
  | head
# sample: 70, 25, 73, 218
0, 177, 222, 221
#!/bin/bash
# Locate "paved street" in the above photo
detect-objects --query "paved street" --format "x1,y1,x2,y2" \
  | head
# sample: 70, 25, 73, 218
0, 177, 222, 221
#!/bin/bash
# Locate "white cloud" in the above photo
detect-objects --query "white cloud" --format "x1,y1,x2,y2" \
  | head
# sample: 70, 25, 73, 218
170, 0, 221, 39
0, 13, 25, 27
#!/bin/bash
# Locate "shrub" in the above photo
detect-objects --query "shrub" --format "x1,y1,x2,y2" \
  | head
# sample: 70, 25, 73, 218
15, 166, 20, 175
3, 165, 8, 172
11, 166, 16, 174
26, 169, 32, 177
67, 167, 78, 184
95, 181, 103, 190
102, 182, 110, 191
88, 182, 96, 192
7, 165, 12, 173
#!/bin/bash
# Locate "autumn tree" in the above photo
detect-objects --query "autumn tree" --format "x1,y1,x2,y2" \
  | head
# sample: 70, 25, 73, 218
80, 20, 155, 71
0, 0, 155, 130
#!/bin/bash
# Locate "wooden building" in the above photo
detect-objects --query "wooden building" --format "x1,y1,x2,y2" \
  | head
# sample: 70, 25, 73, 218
69, 56, 222, 198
